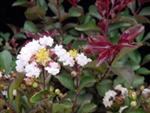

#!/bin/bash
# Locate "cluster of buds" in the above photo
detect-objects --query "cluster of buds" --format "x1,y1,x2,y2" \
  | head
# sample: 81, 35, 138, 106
24, 77, 38, 88
49, 85, 64, 98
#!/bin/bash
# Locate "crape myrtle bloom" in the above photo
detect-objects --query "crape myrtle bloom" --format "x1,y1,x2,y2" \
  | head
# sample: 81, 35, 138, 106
16, 34, 92, 78
103, 84, 128, 108
86, 26, 144, 66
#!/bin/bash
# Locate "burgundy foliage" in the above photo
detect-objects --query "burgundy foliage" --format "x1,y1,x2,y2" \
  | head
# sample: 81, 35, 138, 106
86, 26, 144, 66
68, 0, 80, 7
96, 0, 134, 35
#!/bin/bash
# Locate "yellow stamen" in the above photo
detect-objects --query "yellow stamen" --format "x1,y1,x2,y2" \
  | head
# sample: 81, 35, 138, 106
68, 49, 78, 58
35, 48, 50, 66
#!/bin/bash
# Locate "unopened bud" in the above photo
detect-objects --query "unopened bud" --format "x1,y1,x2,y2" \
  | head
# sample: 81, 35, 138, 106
32, 82, 38, 88
49, 86, 54, 93
130, 101, 137, 107
115, 96, 124, 105
140, 85, 145, 91
55, 89, 61, 95
58, 93, 63, 98
71, 71, 77, 77
24, 78, 33, 86
128, 90, 137, 100
20, 84, 26, 89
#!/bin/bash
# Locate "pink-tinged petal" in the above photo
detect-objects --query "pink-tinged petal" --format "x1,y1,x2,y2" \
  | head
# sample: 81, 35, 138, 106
97, 50, 113, 66
120, 26, 144, 42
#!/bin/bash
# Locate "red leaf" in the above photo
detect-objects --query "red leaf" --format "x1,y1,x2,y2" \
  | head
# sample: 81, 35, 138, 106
97, 50, 113, 66
120, 26, 144, 42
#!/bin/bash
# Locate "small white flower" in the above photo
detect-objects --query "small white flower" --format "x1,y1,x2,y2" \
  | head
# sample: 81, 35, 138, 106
45, 62, 60, 75
142, 88, 150, 98
53, 45, 67, 57
76, 53, 92, 66
25, 62, 40, 78
119, 106, 128, 113
1, 90, 8, 98
103, 90, 117, 108
39, 35, 54, 47
115, 84, 128, 98
13, 89, 17, 96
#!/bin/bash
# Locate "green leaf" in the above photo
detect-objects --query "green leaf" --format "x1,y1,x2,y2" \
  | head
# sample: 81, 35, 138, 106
134, 15, 150, 24
79, 103, 97, 113
113, 76, 129, 88
20, 95, 31, 109
71, 40, 86, 49
142, 54, 150, 64
139, 7, 150, 16
60, 100, 73, 107
133, 75, 144, 87
110, 65, 135, 86
128, 50, 141, 64
89, 5, 101, 19
13, 33, 27, 39
75, 21, 100, 31
36, 0, 48, 11
77, 76, 96, 92
25, 6, 45, 20
126, 108, 146, 113
114, 16, 137, 25
55, 75, 75, 91
108, 23, 131, 33
63, 35, 76, 44
127, 1, 136, 14
83, 60, 107, 74
143, 32, 150, 41
12, 0, 31, 7
52, 104, 71, 113
96, 79, 113, 96
23, 21, 38, 33
30, 90, 49, 103
112, 43, 142, 65
68, 7, 81, 17
136, 67, 150, 75
0, 50, 12, 74
0, 32, 10, 42
8, 74, 24, 102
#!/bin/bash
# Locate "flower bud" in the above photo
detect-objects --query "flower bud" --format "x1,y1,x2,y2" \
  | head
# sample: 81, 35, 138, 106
115, 96, 124, 105
20, 84, 26, 89
140, 85, 145, 91
128, 90, 137, 100
130, 101, 137, 107
58, 93, 63, 98
49, 86, 54, 93
55, 89, 61, 95
24, 78, 33, 86
71, 71, 77, 77
32, 82, 38, 88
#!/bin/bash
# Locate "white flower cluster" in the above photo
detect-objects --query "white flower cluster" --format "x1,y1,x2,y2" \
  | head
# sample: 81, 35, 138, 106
53, 45, 92, 67
16, 36, 58, 77
16, 35, 92, 78
103, 84, 128, 108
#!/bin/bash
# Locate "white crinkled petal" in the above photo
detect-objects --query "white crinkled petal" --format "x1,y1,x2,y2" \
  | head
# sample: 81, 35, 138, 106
39, 35, 54, 47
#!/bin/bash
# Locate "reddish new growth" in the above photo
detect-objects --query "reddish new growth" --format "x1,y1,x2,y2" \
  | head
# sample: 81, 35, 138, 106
85, 26, 144, 66
68, 0, 80, 7
95, 0, 134, 35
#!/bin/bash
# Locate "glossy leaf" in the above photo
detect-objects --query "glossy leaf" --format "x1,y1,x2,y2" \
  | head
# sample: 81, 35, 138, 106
139, 6, 150, 16
75, 21, 100, 31
30, 90, 49, 103
143, 32, 150, 41
79, 103, 97, 113
0, 50, 12, 74
23, 21, 38, 33
136, 67, 150, 75
89, 5, 101, 19
134, 15, 150, 24
133, 75, 144, 87
142, 54, 150, 64
71, 40, 86, 49
55, 75, 75, 91
110, 65, 135, 86
0, 32, 10, 42
25, 6, 45, 20
128, 50, 141, 64
12, 0, 32, 7
77, 76, 96, 92
68, 7, 81, 17
8, 74, 24, 102
112, 43, 142, 65
63, 35, 76, 44
52, 104, 71, 113
13, 33, 27, 39
96, 79, 113, 96
120, 25, 144, 42
36, 0, 48, 11
114, 16, 137, 25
